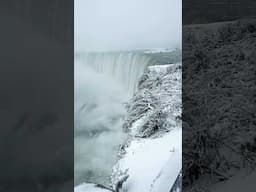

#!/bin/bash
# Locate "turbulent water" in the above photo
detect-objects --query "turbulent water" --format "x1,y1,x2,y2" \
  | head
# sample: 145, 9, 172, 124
74, 52, 154, 186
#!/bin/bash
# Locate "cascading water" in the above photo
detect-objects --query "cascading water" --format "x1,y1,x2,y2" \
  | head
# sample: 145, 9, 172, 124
76, 52, 154, 97
74, 52, 154, 186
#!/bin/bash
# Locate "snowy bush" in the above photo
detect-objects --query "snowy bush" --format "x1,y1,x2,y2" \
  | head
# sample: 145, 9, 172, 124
183, 19, 256, 188
123, 63, 181, 138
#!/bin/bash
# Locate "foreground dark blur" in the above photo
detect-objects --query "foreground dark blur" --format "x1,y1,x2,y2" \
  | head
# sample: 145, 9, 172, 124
182, 5, 256, 191
0, 1, 73, 191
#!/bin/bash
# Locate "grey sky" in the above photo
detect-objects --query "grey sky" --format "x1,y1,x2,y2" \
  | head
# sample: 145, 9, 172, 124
75, 0, 181, 52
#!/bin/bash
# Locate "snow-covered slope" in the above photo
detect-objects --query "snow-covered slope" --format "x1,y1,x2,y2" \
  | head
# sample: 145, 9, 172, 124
112, 129, 181, 192
111, 63, 182, 192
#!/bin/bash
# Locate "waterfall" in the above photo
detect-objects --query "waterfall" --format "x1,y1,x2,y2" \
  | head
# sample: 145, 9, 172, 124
76, 52, 154, 97
74, 52, 154, 186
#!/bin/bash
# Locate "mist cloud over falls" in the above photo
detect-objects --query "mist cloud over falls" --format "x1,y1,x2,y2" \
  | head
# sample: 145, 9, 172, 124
74, 59, 128, 186
74, 52, 153, 186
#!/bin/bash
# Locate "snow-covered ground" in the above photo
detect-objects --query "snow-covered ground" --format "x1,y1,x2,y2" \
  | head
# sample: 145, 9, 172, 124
143, 48, 174, 53
111, 63, 182, 192
113, 129, 181, 192
75, 183, 113, 192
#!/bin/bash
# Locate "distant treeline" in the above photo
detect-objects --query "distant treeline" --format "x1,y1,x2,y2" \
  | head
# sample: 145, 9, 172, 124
183, 0, 256, 24
146, 49, 182, 65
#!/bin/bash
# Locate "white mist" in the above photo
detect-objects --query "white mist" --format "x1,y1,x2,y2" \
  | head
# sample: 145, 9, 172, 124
74, 52, 152, 186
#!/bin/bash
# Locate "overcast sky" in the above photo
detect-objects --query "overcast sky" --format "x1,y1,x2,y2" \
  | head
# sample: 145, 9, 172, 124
75, 0, 181, 52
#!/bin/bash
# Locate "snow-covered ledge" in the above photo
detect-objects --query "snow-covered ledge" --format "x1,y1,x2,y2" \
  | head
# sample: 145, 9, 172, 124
111, 63, 182, 192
